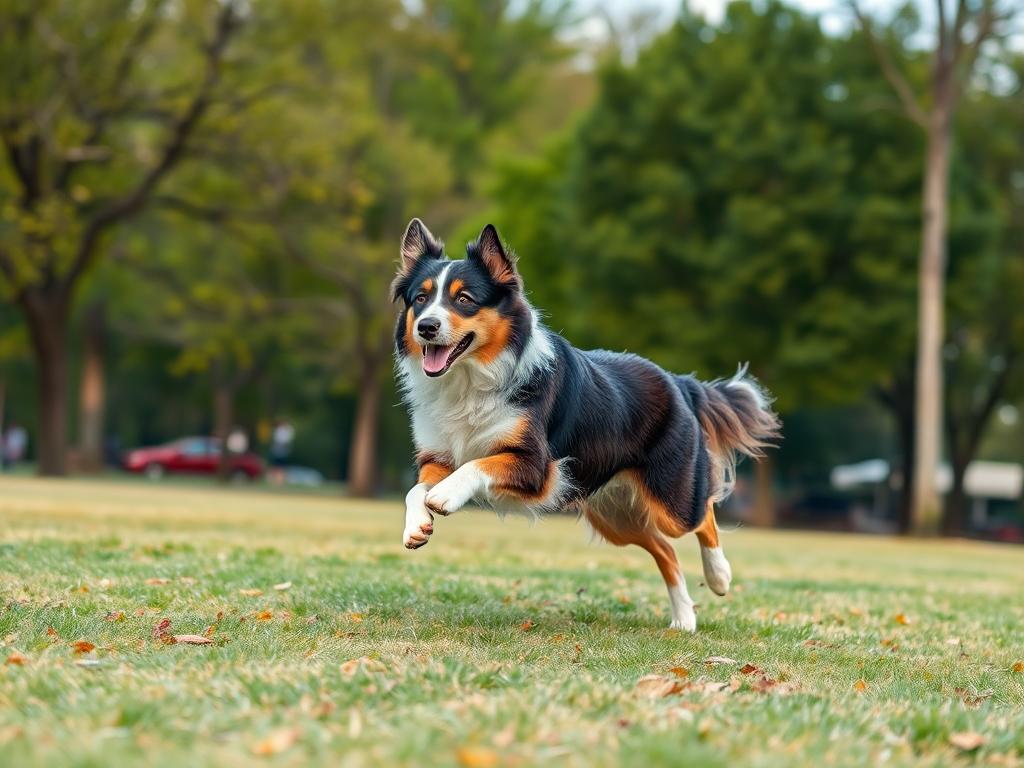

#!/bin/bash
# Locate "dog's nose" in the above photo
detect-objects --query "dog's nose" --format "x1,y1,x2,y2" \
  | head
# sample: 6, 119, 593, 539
417, 318, 441, 340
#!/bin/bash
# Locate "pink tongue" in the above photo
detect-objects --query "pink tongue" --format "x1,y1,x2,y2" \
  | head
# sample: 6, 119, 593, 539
423, 344, 452, 374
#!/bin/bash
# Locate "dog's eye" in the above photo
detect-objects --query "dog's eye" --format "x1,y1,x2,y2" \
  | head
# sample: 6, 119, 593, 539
456, 293, 475, 306
413, 293, 428, 305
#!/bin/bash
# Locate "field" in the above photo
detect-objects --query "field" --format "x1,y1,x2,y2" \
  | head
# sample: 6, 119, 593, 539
1, 477, 1023, 767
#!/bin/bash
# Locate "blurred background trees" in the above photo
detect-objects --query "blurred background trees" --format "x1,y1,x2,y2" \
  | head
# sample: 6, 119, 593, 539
0, 0, 1021, 538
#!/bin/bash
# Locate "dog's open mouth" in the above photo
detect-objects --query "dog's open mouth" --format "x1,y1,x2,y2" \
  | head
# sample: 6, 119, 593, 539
422, 333, 475, 377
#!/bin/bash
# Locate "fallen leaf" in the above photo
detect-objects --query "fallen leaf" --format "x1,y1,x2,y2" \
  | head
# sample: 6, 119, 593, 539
894, 613, 911, 625
239, 588, 264, 597
704, 656, 737, 666
4, 652, 27, 666
347, 612, 364, 623
46, 626, 59, 638
520, 619, 535, 632
273, 581, 292, 591
173, 634, 213, 645
255, 610, 273, 621
740, 663, 762, 675
954, 687, 994, 708
456, 746, 499, 768
251, 727, 299, 756
1012, 661, 1024, 673
853, 679, 868, 693
669, 666, 689, 678
145, 578, 170, 586
74, 658, 103, 668
105, 611, 126, 622
949, 731, 986, 751
151, 618, 172, 639
635, 674, 683, 698
72, 640, 95, 655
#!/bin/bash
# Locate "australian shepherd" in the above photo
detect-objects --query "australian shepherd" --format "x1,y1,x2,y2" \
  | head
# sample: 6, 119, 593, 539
392, 219, 780, 632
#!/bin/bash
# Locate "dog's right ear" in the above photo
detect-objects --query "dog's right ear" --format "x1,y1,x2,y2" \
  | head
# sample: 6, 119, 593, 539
393, 218, 443, 301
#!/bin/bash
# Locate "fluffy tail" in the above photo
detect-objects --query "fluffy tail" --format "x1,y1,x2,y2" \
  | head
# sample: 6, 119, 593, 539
695, 364, 781, 503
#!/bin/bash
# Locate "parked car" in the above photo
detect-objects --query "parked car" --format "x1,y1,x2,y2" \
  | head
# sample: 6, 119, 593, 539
122, 437, 264, 481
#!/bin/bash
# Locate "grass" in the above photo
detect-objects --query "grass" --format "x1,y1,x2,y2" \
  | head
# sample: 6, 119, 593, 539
1, 477, 1023, 768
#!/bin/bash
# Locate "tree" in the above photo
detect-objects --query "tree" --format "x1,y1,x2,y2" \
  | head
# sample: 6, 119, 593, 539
850, 0, 1018, 535
0, 0, 242, 474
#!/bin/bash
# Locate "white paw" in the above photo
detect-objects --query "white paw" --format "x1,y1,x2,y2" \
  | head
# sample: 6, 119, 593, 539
424, 470, 479, 516
669, 609, 697, 633
701, 547, 732, 596
403, 483, 434, 550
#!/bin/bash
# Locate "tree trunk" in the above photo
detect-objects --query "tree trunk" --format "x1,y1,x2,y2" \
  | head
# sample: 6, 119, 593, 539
78, 302, 107, 472
750, 454, 775, 527
347, 361, 382, 497
944, 454, 970, 536
21, 290, 71, 476
213, 382, 234, 481
910, 114, 952, 536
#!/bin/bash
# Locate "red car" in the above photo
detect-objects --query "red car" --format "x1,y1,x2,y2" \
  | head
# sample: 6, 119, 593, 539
122, 437, 264, 481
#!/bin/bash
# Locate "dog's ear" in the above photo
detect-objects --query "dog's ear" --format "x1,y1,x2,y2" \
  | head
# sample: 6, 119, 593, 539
472, 224, 519, 289
392, 218, 443, 300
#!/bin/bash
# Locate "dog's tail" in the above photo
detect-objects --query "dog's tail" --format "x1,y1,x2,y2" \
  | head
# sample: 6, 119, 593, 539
688, 364, 781, 503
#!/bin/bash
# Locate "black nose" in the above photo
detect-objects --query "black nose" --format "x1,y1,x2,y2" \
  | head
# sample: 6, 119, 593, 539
417, 318, 441, 340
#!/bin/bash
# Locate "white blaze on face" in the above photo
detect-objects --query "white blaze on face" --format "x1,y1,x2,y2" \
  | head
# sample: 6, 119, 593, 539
414, 263, 454, 346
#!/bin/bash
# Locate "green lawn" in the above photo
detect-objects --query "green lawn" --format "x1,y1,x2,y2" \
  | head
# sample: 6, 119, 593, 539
1, 477, 1022, 767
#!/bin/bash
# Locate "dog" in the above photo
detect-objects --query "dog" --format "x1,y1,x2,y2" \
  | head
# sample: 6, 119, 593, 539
392, 219, 780, 632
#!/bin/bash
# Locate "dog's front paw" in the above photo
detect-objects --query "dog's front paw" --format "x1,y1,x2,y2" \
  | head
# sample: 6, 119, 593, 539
403, 506, 434, 549
424, 471, 478, 516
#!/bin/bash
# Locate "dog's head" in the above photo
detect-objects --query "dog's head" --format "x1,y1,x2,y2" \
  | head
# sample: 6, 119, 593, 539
392, 219, 527, 378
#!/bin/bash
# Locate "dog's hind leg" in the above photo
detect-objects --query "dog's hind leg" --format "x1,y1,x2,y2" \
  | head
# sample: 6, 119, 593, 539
695, 501, 731, 596
585, 487, 696, 632
635, 530, 696, 632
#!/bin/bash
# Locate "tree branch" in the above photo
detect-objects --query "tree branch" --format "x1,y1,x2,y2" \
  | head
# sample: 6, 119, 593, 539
848, 1, 929, 129
65, 1, 241, 288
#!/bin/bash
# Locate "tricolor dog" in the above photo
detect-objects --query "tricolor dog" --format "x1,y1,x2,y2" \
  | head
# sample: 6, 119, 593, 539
393, 220, 780, 632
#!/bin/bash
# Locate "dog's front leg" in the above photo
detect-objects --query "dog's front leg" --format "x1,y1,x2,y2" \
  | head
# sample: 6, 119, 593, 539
403, 459, 452, 549
424, 452, 553, 516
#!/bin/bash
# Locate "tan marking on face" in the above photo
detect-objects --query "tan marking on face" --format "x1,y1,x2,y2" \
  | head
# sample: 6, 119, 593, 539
448, 278, 464, 298
404, 307, 420, 356
421, 278, 433, 293
464, 308, 513, 365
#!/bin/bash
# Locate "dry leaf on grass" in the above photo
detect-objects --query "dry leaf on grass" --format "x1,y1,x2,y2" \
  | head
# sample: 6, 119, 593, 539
255, 610, 273, 621
105, 611, 126, 622
151, 618, 172, 639
949, 731, 986, 751
46, 626, 59, 639
635, 674, 684, 698
704, 656, 737, 666
144, 578, 170, 586
273, 581, 292, 591
239, 588, 263, 597
853, 679, 868, 693
669, 666, 689, 678
347, 612, 364, 623
520, 619, 535, 632
456, 746, 500, 768
5, 652, 27, 666
740, 663, 762, 675
173, 635, 213, 645
71, 640, 95, 655
1012, 661, 1024, 673
251, 727, 299, 756
953, 687, 994, 708
894, 613, 911, 625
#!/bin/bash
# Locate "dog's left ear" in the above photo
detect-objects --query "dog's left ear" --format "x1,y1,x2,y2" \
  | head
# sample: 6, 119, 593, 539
392, 218, 443, 301
472, 224, 519, 289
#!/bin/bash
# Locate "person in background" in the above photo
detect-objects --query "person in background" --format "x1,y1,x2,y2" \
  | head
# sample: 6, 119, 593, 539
268, 419, 294, 486
2, 422, 28, 471
226, 426, 249, 456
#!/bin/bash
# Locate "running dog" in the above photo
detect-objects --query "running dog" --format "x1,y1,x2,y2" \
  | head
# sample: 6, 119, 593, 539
392, 219, 780, 632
